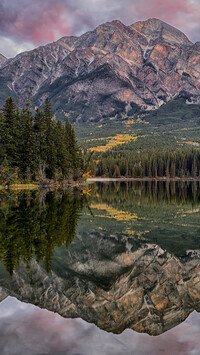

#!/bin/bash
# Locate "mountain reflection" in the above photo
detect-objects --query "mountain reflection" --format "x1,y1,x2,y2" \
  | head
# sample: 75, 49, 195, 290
0, 181, 200, 336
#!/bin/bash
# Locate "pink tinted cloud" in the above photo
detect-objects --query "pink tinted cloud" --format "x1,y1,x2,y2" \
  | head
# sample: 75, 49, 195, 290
7, 0, 200, 45
124, 0, 200, 40
2, 0, 200, 58
13, 3, 70, 44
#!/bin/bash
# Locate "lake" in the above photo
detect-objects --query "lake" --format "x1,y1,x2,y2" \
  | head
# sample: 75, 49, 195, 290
0, 181, 200, 354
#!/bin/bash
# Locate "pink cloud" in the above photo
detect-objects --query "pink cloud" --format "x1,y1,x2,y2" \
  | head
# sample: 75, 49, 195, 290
2, 0, 200, 57
125, 0, 200, 40
13, 3, 70, 44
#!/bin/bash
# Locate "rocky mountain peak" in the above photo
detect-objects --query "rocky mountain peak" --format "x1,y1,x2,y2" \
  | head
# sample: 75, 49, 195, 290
131, 18, 192, 46
0, 19, 199, 121
98, 19, 124, 28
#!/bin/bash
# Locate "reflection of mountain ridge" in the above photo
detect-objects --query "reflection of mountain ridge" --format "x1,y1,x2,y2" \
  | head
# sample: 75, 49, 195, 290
0, 239, 200, 336
0, 182, 200, 336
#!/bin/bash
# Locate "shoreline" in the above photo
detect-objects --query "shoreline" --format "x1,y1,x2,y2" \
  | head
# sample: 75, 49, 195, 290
87, 177, 200, 182
1, 177, 200, 190
0, 181, 86, 190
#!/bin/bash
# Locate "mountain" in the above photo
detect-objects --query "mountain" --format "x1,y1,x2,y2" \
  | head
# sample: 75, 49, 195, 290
0, 53, 7, 66
1, 18, 200, 121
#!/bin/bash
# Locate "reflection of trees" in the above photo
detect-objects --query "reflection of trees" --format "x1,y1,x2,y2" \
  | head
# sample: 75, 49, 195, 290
87, 181, 200, 258
1, 181, 200, 276
0, 189, 85, 275
92, 181, 200, 206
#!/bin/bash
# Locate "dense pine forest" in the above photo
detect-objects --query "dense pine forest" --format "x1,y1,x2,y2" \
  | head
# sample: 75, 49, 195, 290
0, 96, 83, 185
87, 149, 200, 178
1, 94, 200, 184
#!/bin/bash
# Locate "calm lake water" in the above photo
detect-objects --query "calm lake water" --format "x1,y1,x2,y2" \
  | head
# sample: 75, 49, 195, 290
0, 181, 200, 354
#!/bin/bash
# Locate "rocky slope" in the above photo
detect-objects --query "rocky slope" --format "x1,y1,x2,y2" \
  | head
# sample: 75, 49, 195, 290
0, 53, 7, 66
1, 18, 200, 121
0, 239, 200, 336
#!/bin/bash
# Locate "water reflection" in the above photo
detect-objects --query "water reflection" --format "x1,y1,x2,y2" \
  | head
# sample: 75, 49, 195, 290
0, 297, 200, 355
0, 181, 200, 336
92, 180, 200, 207
0, 189, 85, 274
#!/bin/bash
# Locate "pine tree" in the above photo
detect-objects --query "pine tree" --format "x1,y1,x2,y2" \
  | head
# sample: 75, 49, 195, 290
0, 97, 18, 166
43, 98, 57, 179
55, 120, 68, 180
18, 106, 37, 180
34, 109, 47, 164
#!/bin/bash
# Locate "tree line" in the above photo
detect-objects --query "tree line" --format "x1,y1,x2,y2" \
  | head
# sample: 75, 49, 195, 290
0, 96, 83, 185
88, 149, 200, 178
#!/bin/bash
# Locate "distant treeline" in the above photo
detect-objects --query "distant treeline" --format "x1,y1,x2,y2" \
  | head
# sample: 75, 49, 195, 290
88, 149, 200, 178
0, 96, 83, 185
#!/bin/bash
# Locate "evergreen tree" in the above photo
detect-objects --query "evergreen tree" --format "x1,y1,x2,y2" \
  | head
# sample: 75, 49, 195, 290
43, 98, 57, 179
0, 97, 18, 166
18, 106, 37, 180
0, 96, 83, 185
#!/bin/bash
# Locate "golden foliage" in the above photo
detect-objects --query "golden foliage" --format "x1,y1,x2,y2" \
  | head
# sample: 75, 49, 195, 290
89, 134, 138, 152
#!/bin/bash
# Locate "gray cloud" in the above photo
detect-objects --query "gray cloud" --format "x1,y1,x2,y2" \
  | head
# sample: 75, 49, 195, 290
1, 0, 200, 57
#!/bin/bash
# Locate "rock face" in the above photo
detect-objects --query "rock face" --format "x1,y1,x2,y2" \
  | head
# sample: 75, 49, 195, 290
0, 238, 200, 336
1, 18, 200, 121
0, 53, 7, 66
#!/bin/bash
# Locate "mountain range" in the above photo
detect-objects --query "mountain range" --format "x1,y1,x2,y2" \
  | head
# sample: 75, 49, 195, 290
1, 18, 200, 122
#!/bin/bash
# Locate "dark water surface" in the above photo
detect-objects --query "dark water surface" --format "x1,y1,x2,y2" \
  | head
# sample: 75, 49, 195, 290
0, 181, 200, 354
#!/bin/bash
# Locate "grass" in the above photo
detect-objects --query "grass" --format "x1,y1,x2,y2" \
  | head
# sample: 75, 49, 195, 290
89, 134, 138, 152
75, 98, 200, 154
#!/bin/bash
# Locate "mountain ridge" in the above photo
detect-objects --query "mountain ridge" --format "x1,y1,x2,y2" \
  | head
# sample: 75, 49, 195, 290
0, 53, 7, 66
1, 18, 200, 121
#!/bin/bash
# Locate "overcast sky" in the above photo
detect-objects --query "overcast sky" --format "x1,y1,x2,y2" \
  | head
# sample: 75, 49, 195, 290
1, 0, 200, 58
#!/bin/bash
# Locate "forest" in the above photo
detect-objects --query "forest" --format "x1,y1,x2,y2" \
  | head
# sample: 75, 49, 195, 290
0, 96, 83, 185
87, 148, 200, 178
1, 94, 200, 184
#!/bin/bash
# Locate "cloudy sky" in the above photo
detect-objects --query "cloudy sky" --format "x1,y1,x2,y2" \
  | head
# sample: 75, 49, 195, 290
1, 0, 200, 58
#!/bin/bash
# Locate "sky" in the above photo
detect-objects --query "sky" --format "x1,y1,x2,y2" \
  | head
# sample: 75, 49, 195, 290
1, 0, 200, 58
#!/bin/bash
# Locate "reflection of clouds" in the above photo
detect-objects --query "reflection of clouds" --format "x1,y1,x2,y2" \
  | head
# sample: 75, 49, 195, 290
0, 297, 200, 354
0, 297, 35, 318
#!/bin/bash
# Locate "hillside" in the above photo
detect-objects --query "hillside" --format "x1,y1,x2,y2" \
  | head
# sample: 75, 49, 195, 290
1, 18, 200, 121
76, 98, 200, 153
